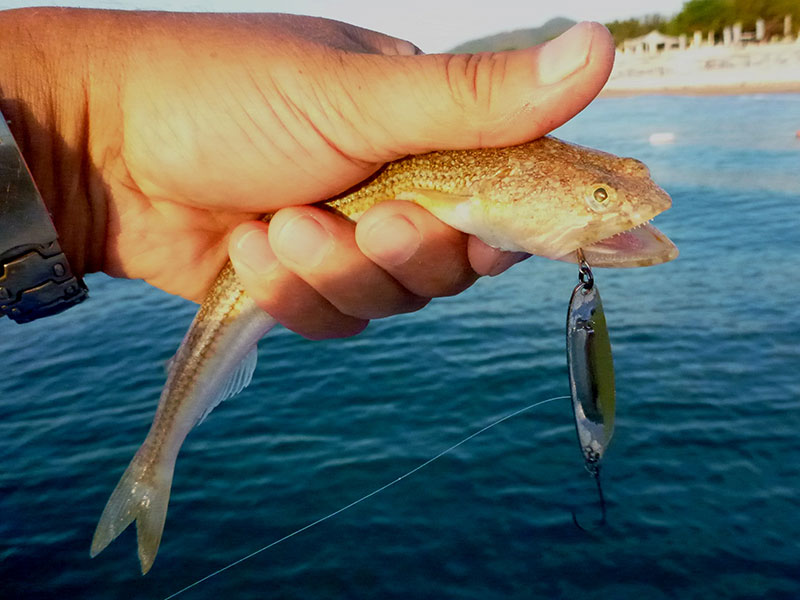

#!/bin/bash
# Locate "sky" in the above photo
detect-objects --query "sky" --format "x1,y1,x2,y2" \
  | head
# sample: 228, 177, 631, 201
0, 0, 685, 52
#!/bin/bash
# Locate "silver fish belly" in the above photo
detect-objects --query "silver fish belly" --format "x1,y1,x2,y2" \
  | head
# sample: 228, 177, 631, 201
90, 265, 276, 573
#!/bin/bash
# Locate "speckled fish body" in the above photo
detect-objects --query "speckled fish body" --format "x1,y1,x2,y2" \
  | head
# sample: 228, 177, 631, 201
329, 136, 678, 267
91, 136, 677, 573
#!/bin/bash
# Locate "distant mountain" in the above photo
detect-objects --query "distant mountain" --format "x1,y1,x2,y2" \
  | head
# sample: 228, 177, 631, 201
449, 17, 576, 53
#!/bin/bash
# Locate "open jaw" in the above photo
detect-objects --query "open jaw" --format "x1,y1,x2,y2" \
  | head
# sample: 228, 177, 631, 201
561, 221, 679, 268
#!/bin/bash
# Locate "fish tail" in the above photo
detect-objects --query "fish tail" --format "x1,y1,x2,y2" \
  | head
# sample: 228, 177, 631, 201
90, 448, 175, 574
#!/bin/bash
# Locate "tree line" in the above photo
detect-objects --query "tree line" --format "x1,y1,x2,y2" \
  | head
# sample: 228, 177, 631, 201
605, 0, 800, 45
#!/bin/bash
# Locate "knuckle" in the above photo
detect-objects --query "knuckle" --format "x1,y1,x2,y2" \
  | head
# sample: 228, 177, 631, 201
330, 287, 428, 321
442, 51, 509, 120
398, 259, 477, 299
420, 270, 477, 298
296, 318, 369, 341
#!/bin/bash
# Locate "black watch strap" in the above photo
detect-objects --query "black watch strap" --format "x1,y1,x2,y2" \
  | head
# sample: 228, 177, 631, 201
0, 113, 88, 324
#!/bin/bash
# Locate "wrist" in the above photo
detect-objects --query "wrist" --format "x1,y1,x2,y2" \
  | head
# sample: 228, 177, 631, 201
0, 7, 110, 277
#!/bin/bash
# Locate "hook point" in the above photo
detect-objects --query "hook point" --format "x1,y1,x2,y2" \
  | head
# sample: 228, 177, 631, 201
571, 465, 607, 533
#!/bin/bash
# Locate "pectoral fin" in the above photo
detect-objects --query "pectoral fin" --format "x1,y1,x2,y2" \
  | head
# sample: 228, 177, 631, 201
395, 188, 483, 237
397, 189, 526, 253
396, 189, 472, 219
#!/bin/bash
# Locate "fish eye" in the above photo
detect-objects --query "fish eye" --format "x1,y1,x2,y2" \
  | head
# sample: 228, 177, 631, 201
586, 184, 616, 212
593, 187, 608, 203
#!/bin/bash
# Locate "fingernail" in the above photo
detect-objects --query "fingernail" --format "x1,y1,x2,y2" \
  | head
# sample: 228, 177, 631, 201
361, 214, 422, 266
274, 214, 333, 268
537, 22, 594, 85
487, 251, 530, 277
235, 228, 278, 275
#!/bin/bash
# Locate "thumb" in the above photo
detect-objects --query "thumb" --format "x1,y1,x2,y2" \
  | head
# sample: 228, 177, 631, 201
349, 21, 615, 156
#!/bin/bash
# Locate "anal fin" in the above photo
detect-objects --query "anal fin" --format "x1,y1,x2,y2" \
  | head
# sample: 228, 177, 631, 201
195, 345, 258, 425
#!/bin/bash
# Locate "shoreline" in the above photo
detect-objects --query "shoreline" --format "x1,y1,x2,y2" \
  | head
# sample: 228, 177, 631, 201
601, 42, 800, 98
600, 81, 800, 97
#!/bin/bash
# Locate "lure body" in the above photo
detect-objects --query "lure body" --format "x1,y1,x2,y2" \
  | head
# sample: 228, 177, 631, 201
566, 265, 615, 470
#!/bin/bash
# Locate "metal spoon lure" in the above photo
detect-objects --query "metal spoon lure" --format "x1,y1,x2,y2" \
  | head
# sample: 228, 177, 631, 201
566, 249, 615, 530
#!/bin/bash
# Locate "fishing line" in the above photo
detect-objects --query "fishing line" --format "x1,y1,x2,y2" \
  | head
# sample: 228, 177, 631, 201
163, 394, 569, 599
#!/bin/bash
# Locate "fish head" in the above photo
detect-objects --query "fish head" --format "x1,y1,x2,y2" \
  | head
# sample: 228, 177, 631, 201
462, 137, 679, 268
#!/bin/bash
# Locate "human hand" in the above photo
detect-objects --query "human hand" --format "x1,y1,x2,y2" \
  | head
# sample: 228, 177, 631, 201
0, 9, 614, 338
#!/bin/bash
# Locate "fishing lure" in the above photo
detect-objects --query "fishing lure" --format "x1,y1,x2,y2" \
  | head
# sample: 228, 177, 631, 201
566, 249, 615, 529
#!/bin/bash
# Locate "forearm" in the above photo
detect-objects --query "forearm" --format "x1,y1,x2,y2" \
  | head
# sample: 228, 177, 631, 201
0, 7, 109, 276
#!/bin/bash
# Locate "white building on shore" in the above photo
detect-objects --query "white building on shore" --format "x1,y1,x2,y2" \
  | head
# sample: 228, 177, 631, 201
623, 30, 682, 53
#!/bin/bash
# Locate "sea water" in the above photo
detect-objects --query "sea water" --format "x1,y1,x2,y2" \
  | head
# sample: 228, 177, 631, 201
1, 93, 799, 600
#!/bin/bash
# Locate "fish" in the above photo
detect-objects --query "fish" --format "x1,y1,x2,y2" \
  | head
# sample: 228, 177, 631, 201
90, 135, 678, 573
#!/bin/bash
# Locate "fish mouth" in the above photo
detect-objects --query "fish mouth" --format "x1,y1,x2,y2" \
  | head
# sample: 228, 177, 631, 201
560, 221, 679, 268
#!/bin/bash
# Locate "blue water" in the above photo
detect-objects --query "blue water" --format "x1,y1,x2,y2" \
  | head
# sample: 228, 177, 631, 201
2, 94, 799, 600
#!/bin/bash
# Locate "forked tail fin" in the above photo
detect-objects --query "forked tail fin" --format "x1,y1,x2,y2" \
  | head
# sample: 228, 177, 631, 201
90, 450, 175, 574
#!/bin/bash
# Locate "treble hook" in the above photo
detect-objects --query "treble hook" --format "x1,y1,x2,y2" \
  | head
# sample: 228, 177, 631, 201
571, 462, 607, 532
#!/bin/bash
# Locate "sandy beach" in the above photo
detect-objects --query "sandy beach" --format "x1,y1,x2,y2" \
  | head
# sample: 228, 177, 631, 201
602, 39, 800, 96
